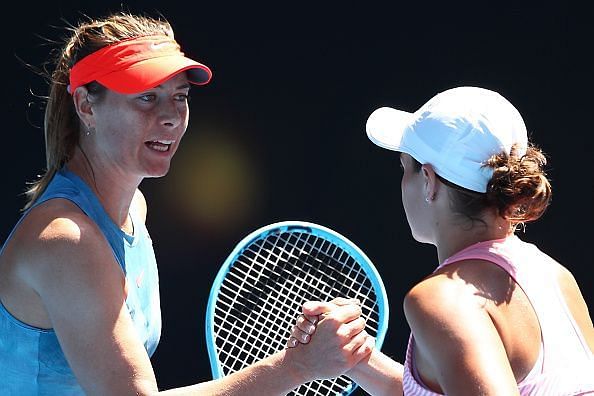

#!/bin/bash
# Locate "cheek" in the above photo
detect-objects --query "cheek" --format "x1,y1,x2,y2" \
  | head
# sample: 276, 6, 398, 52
401, 172, 423, 218
173, 103, 190, 136
105, 116, 144, 143
401, 173, 414, 204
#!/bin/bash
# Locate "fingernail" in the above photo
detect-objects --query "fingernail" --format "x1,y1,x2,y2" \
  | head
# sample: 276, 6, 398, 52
307, 324, 315, 334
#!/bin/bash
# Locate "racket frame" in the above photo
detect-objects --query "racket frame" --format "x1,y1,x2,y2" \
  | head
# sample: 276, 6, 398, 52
205, 220, 389, 392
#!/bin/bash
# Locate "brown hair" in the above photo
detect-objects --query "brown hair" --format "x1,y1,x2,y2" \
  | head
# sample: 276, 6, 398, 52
412, 144, 552, 229
24, 12, 175, 209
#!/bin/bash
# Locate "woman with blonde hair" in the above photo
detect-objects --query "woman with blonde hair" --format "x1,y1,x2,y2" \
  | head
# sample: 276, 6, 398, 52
0, 11, 372, 395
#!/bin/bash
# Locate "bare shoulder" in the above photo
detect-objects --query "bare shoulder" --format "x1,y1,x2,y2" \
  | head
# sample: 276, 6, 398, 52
15, 198, 123, 296
404, 272, 459, 318
402, 260, 519, 351
403, 266, 476, 339
404, 259, 509, 318
31, 199, 101, 241
403, 262, 519, 393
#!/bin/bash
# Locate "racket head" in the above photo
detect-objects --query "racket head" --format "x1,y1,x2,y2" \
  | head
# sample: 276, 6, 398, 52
206, 220, 389, 395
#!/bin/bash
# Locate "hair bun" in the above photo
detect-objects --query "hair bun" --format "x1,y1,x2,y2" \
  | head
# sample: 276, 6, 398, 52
486, 144, 552, 224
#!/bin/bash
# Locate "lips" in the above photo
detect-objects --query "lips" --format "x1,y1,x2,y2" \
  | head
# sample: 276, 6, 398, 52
145, 139, 174, 152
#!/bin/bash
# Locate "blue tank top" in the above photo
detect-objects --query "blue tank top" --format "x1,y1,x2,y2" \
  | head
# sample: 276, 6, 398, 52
0, 167, 162, 395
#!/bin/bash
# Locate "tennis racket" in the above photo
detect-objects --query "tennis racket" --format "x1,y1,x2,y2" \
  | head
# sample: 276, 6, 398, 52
205, 220, 389, 395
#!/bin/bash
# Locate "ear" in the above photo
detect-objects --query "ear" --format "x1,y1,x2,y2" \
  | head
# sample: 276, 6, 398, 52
420, 163, 439, 201
71, 86, 95, 129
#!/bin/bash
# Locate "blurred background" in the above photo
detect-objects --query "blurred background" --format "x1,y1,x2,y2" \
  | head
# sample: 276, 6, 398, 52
2, 2, 591, 394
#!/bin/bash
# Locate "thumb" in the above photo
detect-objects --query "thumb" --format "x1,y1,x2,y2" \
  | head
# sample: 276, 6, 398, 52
302, 300, 339, 316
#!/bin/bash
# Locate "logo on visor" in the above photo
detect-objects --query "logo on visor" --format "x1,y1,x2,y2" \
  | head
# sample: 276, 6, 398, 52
150, 41, 176, 51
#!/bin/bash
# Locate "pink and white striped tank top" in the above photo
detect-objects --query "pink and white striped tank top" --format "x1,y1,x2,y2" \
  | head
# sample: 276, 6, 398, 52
402, 235, 594, 395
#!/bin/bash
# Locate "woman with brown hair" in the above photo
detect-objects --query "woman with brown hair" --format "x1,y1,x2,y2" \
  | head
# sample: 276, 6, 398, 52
291, 86, 594, 395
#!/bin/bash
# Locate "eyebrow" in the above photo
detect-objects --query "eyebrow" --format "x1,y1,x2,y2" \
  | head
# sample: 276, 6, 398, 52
153, 82, 192, 90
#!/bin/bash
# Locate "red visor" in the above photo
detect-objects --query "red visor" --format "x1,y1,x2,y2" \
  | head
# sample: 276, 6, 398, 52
68, 35, 212, 94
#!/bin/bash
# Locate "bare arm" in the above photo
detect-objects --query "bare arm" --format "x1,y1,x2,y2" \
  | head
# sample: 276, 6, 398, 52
345, 350, 403, 396
25, 208, 160, 395
160, 350, 312, 395
20, 202, 369, 395
165, 306, 371, 395
403, 276, 519, 396
300, 300, 403, 396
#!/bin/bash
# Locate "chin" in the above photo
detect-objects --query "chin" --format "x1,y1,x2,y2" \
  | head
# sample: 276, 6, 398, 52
413, 236, 434, 245
147, 171, 169, 179
144, 164, 171, 178
410, 228, 432, 244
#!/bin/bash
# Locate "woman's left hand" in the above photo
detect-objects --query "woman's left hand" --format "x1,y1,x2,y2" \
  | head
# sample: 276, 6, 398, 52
286, 297, 363, 348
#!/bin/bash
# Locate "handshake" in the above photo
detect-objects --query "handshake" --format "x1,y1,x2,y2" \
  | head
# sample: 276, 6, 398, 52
284, 297, 376, 382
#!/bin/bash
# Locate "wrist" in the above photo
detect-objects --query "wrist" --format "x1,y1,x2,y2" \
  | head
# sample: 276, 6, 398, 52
345, 349, 374, 379
267, 348, 315, 389
282, 347, 317, 385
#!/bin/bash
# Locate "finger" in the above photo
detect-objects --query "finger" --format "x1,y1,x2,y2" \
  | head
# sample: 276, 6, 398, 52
303, 314, 319, 326
329, 297, 361, 307
286, 336, 299, 348
302, 300, 339, 316
291, 325, 311, 344
296, 315, 317, 334
352, 334, 375, 361
343, 330, 371, 355
322, 303, 362, 323
336, 317, 366, 339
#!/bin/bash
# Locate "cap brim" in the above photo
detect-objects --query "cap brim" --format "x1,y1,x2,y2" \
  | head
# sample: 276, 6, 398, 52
97, 55, 212, 94
366, 106, 414, 151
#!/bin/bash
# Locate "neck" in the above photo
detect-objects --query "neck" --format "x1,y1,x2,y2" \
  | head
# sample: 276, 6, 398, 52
433, 211, 514, 264
67, 147, 140, 230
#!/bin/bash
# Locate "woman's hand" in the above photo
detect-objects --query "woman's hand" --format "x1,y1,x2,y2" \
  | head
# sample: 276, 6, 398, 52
287, 297, 360, 347
284, 297, 375, 381
286, 312, 319, 347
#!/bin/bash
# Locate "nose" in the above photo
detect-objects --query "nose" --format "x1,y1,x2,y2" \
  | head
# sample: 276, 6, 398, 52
159, 99, 185, 129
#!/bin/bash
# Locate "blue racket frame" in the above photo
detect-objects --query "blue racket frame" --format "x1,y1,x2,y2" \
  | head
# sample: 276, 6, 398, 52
206, 220, 389, 395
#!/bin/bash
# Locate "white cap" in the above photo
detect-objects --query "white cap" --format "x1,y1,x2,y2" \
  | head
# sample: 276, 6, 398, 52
366, 86, 528, 193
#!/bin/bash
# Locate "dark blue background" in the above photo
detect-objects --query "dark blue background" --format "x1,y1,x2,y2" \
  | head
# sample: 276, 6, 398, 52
3, 2, 591, 394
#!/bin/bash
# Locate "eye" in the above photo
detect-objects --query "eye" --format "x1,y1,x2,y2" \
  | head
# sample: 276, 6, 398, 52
174, 93, 190, 102
138, 94, 156, 102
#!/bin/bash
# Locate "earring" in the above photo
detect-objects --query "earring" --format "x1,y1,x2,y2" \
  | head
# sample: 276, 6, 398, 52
85, 125, 95, 136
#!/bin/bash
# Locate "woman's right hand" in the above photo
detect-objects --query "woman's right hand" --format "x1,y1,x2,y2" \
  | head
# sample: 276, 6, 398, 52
285, 298, 375, 381
287, 297, 366, 347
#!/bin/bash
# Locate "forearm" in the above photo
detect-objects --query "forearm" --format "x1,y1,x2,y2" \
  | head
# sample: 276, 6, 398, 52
346, 349, 403, 396
157, 350, 307, 396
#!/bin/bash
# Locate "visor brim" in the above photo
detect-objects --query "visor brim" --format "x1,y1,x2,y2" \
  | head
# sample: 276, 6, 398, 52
97, 55, 212, 94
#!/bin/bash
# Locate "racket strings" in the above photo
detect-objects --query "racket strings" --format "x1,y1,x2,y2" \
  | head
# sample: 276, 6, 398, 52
216, 231, 295, 371
213, 230, 381, 395
216, 238, 379, 369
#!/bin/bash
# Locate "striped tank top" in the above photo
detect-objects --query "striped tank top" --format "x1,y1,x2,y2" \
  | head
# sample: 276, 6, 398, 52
402, 236, 594, 395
